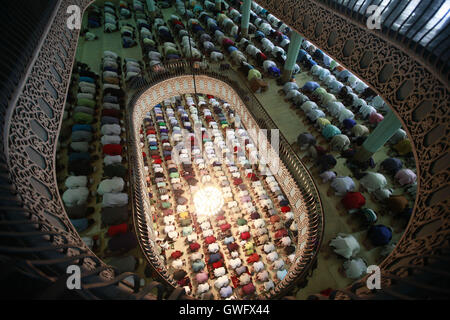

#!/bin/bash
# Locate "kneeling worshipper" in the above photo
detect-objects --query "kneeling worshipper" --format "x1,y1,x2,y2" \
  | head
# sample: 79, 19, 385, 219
317, 154, 337, 173
343, 258, 367, 279
380, 157, 403, 175
386, 194, 409, 216
394, 168, 416, 186
71, 218, 95, 233
357, 207, 378, 225
297, 132, 316, 150
330, 134, 350, 152
393, 139, 413, 156
329, 233, 360, 259
107, 232, 137, 253
330, 176, 356, 197
322, 124, 341, 140
368, 225, 392, 246
302, 81, 320, 93
360, 172, 388, 193
341, 191, 366, 212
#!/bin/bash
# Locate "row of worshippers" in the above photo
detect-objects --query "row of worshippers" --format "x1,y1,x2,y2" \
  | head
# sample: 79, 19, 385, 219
100, 50, 137, 256
62, 63, 99, 234
87, 4, 102, 29
104, 1, 119, 33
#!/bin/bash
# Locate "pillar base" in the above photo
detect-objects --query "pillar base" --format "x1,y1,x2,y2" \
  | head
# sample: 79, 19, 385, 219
353, 145, 374, 163
242, 28, 248, 39
281, 69, 293, 83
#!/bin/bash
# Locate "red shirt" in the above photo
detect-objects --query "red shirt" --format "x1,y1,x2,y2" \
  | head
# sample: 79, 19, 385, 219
205, 236, 216, 244
146, 129, 156, 135
341, 192, 366, 210
153, 158, 162, 164
171, 250, 182, 259
246, 253, 259, 263
275, 229, 288, 239
233, 178, 243, 185
189, 242, 200, 252
142, 151, 147, 158
242, 283, 256, 295
212, 261, 223, 269
103, 144, 122, 156
270, 215, 280, 224
240, 231, 251, 240
281, 206, 291, 213
107, 223, 127, 237
220, 223, 231, 232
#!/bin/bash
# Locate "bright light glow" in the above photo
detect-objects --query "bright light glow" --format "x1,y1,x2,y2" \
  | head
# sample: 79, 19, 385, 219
193, 186, 224, 216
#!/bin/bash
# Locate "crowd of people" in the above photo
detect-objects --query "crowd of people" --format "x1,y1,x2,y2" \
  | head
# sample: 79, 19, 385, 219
139, 93, 298, 299
57, 0, 418, 296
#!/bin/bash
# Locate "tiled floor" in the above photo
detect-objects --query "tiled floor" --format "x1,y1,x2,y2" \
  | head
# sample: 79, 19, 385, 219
65, 2, 415, 299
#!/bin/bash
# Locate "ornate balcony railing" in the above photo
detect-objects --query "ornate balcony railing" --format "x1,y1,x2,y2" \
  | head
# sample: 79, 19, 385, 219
0, 0, 448, 300
127, 59, 324, 299
255, 0, 450, 300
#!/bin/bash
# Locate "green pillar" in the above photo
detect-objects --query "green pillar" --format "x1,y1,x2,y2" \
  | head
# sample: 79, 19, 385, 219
241, 0, 252, 38
215, 0, 222, 11
281, 31, 303, 82
354, 110, 402, 162
147, 0, 155, 12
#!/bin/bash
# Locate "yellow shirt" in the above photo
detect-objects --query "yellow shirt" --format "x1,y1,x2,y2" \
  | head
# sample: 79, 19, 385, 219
317, 118, 331, 129
179, 211, 189, 219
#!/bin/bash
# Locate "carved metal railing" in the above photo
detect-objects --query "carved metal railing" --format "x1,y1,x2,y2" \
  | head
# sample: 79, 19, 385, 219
254, 0, 450, 299
0, 0, 448, 300
127, 60, 324, 299
0, 0, 178, 300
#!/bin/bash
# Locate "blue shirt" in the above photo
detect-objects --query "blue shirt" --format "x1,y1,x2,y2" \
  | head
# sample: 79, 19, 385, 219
297, 49, 308, 62
302, 81, 320, 92
192, 260, 205, 272
227, 46, 238, 53
255, 31, 265, 38
343, 118, 357, 129
224, 236, 234, 245
69, 152, 90, 162
277, 269, 287, 280
79, 76, 94, 83
72, 124, 93, 132
209, 253, 221, 263
337, 70, 352, 81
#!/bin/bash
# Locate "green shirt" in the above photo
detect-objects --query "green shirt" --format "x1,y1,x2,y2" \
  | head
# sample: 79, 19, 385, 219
330, 60, 338, 70
313, 87, 327, 98
77, 98, 95, 108
248, 69, 262, 81
73, 112, 93, 124
169, 172, 179, 178
161, 202, 171, 209
237, 218, 247, 226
